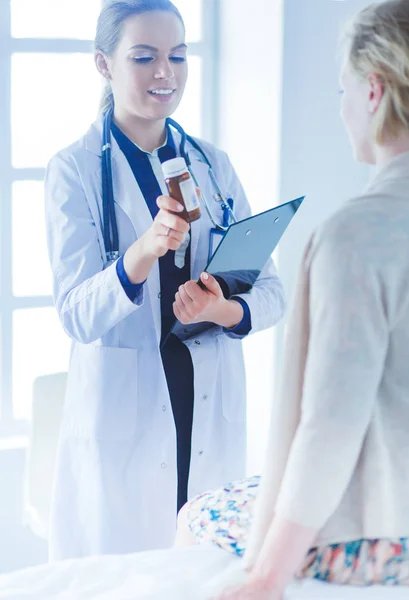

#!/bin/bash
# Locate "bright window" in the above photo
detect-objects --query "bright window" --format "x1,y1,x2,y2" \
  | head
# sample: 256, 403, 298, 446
11, 0, 101, 40
11, 53, 102, 168
0, 0, 216, 431
12, 308, 71, 419
12, 181, 52, 297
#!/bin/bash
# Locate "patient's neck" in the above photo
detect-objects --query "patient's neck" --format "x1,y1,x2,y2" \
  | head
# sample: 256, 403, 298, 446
374, 132, 409, 168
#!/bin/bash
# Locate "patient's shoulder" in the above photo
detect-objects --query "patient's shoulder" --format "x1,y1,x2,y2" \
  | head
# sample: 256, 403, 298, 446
310, 191, 394, 263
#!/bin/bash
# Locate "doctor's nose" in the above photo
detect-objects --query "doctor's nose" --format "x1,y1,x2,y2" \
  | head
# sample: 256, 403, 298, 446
154, 60, 175, 80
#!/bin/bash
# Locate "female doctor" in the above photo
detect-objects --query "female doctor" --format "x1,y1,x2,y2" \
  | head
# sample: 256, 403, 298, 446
45, 0, 285, 560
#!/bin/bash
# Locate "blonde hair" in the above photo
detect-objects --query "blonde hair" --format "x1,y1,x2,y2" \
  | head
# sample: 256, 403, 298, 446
344, 0, 409, 143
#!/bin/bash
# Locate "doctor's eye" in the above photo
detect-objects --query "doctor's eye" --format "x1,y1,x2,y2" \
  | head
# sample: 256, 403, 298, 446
133, 57, 155, 64
169, 56, 186, 63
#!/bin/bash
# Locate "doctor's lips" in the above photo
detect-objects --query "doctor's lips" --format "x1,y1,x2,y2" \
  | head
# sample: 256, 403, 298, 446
148, 88, 176, 102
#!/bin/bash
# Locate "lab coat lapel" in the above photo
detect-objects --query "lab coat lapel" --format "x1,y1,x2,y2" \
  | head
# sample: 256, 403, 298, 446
112, 150, 162, 343
188, 158, 209, 277
84, 120, 162, 344
83, 119, 154, 234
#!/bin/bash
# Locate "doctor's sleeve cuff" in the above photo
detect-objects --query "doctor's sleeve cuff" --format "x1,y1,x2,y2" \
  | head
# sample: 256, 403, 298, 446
116, 254, 145, 302
224, 296, 252, 337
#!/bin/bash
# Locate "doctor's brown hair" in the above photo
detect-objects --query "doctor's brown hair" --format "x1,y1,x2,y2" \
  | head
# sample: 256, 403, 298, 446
95, 0, 185, 114
344, 0, 409, 143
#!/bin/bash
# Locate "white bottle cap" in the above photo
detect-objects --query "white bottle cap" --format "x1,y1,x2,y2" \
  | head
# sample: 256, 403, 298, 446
161, 157, 188, 179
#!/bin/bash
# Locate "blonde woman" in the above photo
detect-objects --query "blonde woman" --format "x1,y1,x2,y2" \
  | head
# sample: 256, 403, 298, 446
176, 1, 409, 597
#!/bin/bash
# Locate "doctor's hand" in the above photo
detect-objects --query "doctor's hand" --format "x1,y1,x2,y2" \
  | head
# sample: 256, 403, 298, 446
144, 195, 190, 258
173, 272, 244, 328
123, 196, 189, 284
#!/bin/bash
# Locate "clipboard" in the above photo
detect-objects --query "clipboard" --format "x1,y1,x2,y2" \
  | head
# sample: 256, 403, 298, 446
161, 196, 305, 347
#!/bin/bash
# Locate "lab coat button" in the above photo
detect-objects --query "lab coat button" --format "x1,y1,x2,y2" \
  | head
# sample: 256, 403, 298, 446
198, 450, 204, 456
162, 405, 167, 411
161, 463, 167, 469
195, 340, 201, 345
202, 395, 208, 401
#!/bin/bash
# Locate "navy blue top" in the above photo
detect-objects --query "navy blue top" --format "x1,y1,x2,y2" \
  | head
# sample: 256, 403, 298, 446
111, 120, 251, 511
112, 122, 251, 337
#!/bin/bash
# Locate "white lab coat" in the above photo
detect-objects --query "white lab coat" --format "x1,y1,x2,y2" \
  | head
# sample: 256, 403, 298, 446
45, 118, 285, 560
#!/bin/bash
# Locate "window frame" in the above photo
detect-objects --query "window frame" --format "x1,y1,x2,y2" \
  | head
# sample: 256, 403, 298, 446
0, 0, 220, 436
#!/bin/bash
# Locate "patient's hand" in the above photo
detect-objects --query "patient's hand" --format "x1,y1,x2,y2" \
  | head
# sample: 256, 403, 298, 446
212, 578, 283, 600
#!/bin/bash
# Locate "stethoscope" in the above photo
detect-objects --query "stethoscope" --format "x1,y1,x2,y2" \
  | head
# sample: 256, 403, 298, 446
101, 108, 237, 264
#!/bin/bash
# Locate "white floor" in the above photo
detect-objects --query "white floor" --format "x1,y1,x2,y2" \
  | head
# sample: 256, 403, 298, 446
0, 545, 407, 600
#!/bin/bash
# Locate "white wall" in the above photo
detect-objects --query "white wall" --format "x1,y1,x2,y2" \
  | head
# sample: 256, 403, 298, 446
218, 0, 373, 473
278, 0, 371, 303
218, 0, 284, 474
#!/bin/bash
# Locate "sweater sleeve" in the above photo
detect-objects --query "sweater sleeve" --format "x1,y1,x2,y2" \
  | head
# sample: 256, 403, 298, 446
274, 220, 389, 529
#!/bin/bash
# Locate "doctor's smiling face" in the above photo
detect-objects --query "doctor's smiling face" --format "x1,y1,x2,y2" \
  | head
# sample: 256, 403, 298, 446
95, 8, 188, 122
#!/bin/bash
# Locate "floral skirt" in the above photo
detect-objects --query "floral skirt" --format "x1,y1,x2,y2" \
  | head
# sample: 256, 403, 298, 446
186, 475, 409, 586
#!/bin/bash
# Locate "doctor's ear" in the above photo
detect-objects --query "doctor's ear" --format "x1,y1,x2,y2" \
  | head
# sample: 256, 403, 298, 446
95, 52, 112, 81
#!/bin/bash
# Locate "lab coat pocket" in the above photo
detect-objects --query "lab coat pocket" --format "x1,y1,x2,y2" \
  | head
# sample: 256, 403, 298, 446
218, 336, 247, 423
63, 344, 139, 441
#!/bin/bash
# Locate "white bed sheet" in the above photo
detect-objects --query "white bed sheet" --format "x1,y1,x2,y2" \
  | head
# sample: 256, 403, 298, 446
0, 546, 407, 600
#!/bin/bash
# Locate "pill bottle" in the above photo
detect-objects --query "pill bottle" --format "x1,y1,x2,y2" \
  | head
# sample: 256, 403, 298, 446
161, 157, 201, 223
